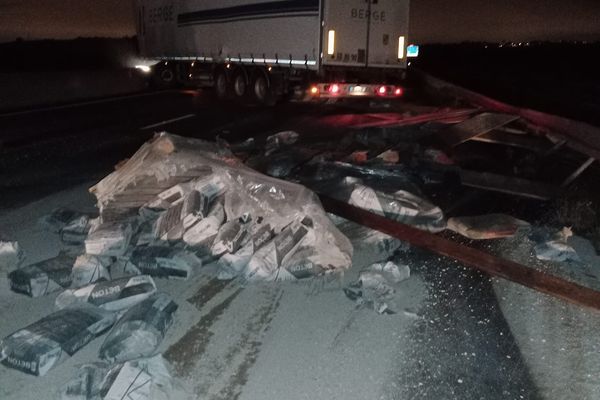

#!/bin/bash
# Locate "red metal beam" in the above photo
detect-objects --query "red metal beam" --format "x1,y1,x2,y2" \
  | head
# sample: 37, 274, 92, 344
320, 195, 600, 311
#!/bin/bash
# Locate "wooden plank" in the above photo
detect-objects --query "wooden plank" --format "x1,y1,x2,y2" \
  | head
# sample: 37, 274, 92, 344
441, 112, 521, 147
460, 170, 558, 200
561, 157, 595, 188
320, 196, 600, 311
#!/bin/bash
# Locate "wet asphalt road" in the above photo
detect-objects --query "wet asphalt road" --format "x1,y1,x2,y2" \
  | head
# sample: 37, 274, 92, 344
0, 90, 540, 399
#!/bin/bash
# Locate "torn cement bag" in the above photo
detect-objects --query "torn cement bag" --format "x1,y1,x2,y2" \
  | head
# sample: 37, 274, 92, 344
334, 218, 407, 264
218, 222, 274, 280
182, 201, 225, 249
336, 177, 446, 232
71, 255, 112, 288
243, 217, 314, 281
99, 293, 177, 363
533, 227, 580, 262
85, 221, 133, 257
447, 214, 530, 240
0, 240, 22, 273
8, 252, 75, 297
265, 131, 300, 156
56, 275, 157, 312
40, 208, 89, 233
0, 306, 116, 376
61, 355, 174, 400
60, 215, 92, 245
127, 247, 202, 280
211, 220, 247, 257
344, 261, 411, 315
153, 202, 185, 241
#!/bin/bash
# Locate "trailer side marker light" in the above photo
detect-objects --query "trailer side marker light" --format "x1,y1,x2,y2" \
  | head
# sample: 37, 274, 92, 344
398, 36, 406, 59
328, 30, 336, 56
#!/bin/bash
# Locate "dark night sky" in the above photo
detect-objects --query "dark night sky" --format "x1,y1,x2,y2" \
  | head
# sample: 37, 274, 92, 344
1, 0, 600, 44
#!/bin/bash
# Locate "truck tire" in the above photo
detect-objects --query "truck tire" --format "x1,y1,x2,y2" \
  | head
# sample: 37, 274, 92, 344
214, 70, 229, 100
153, 63, 177, 89
232, 69, 249, 99
251, 70, 276, 106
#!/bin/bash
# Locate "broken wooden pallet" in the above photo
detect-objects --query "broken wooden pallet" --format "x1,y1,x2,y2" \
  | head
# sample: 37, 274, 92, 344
440, 112, 521, 147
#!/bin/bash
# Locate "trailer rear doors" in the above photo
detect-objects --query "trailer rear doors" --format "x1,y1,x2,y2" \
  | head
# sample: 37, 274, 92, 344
322, 0, 409, 69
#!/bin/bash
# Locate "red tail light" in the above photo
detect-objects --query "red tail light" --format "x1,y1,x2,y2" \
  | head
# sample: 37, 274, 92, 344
394, 88, 403, 96
378, 86, 387, 95
330, 84, 341, 94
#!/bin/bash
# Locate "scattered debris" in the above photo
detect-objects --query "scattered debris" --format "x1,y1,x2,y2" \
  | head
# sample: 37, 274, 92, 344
71, 254, 112, 288
55, 275, 157, 311
265, 130, 300, 155
377, 149, 400, 164
8, 252, 75, 297
99, 293, 178, 363
447, 214, 530, 240
344, 260, 411, 315
0, 240, 22, 273
0, 306, 116, 376
40, 208, 89, 234
60, 215, 92, 245
61, 355, 174, 400
533, 227, 580, 262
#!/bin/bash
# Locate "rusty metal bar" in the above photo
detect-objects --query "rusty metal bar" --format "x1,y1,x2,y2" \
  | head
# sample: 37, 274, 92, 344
320, 195, 600, 311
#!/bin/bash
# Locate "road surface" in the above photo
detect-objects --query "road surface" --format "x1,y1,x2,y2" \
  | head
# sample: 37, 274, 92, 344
0, 90, 540, 399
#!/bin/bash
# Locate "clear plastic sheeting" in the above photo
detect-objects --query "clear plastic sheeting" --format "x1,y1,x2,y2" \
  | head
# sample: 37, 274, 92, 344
89, 133, 352, 282
56, 275, 157, 312
61, 355, 174, 400
99, 293, 177, 363
0, 306, 116, 376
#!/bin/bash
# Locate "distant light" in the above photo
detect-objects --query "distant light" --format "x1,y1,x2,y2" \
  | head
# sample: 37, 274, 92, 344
135, 65, 151, 73
191, 61, 195, 67
328, 30, 336, 56
189, 73, 193, 78
407, 44, 419, 58
226, 64, 231, 69
268, 66, 272, 72
398, 36, 406, 59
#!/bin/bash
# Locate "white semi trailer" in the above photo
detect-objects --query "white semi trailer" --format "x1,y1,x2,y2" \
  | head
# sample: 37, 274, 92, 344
134, 0, 414, 103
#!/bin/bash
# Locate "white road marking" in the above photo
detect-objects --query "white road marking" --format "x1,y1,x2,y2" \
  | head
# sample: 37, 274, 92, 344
0, 90, 184, 118
140, 113, 196, 130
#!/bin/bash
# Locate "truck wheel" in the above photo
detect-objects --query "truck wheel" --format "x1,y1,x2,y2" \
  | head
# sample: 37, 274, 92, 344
232, 69, 249, 99
252, 72, 276, 106
153, 63, 177, 89
214, 70, 229, 100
